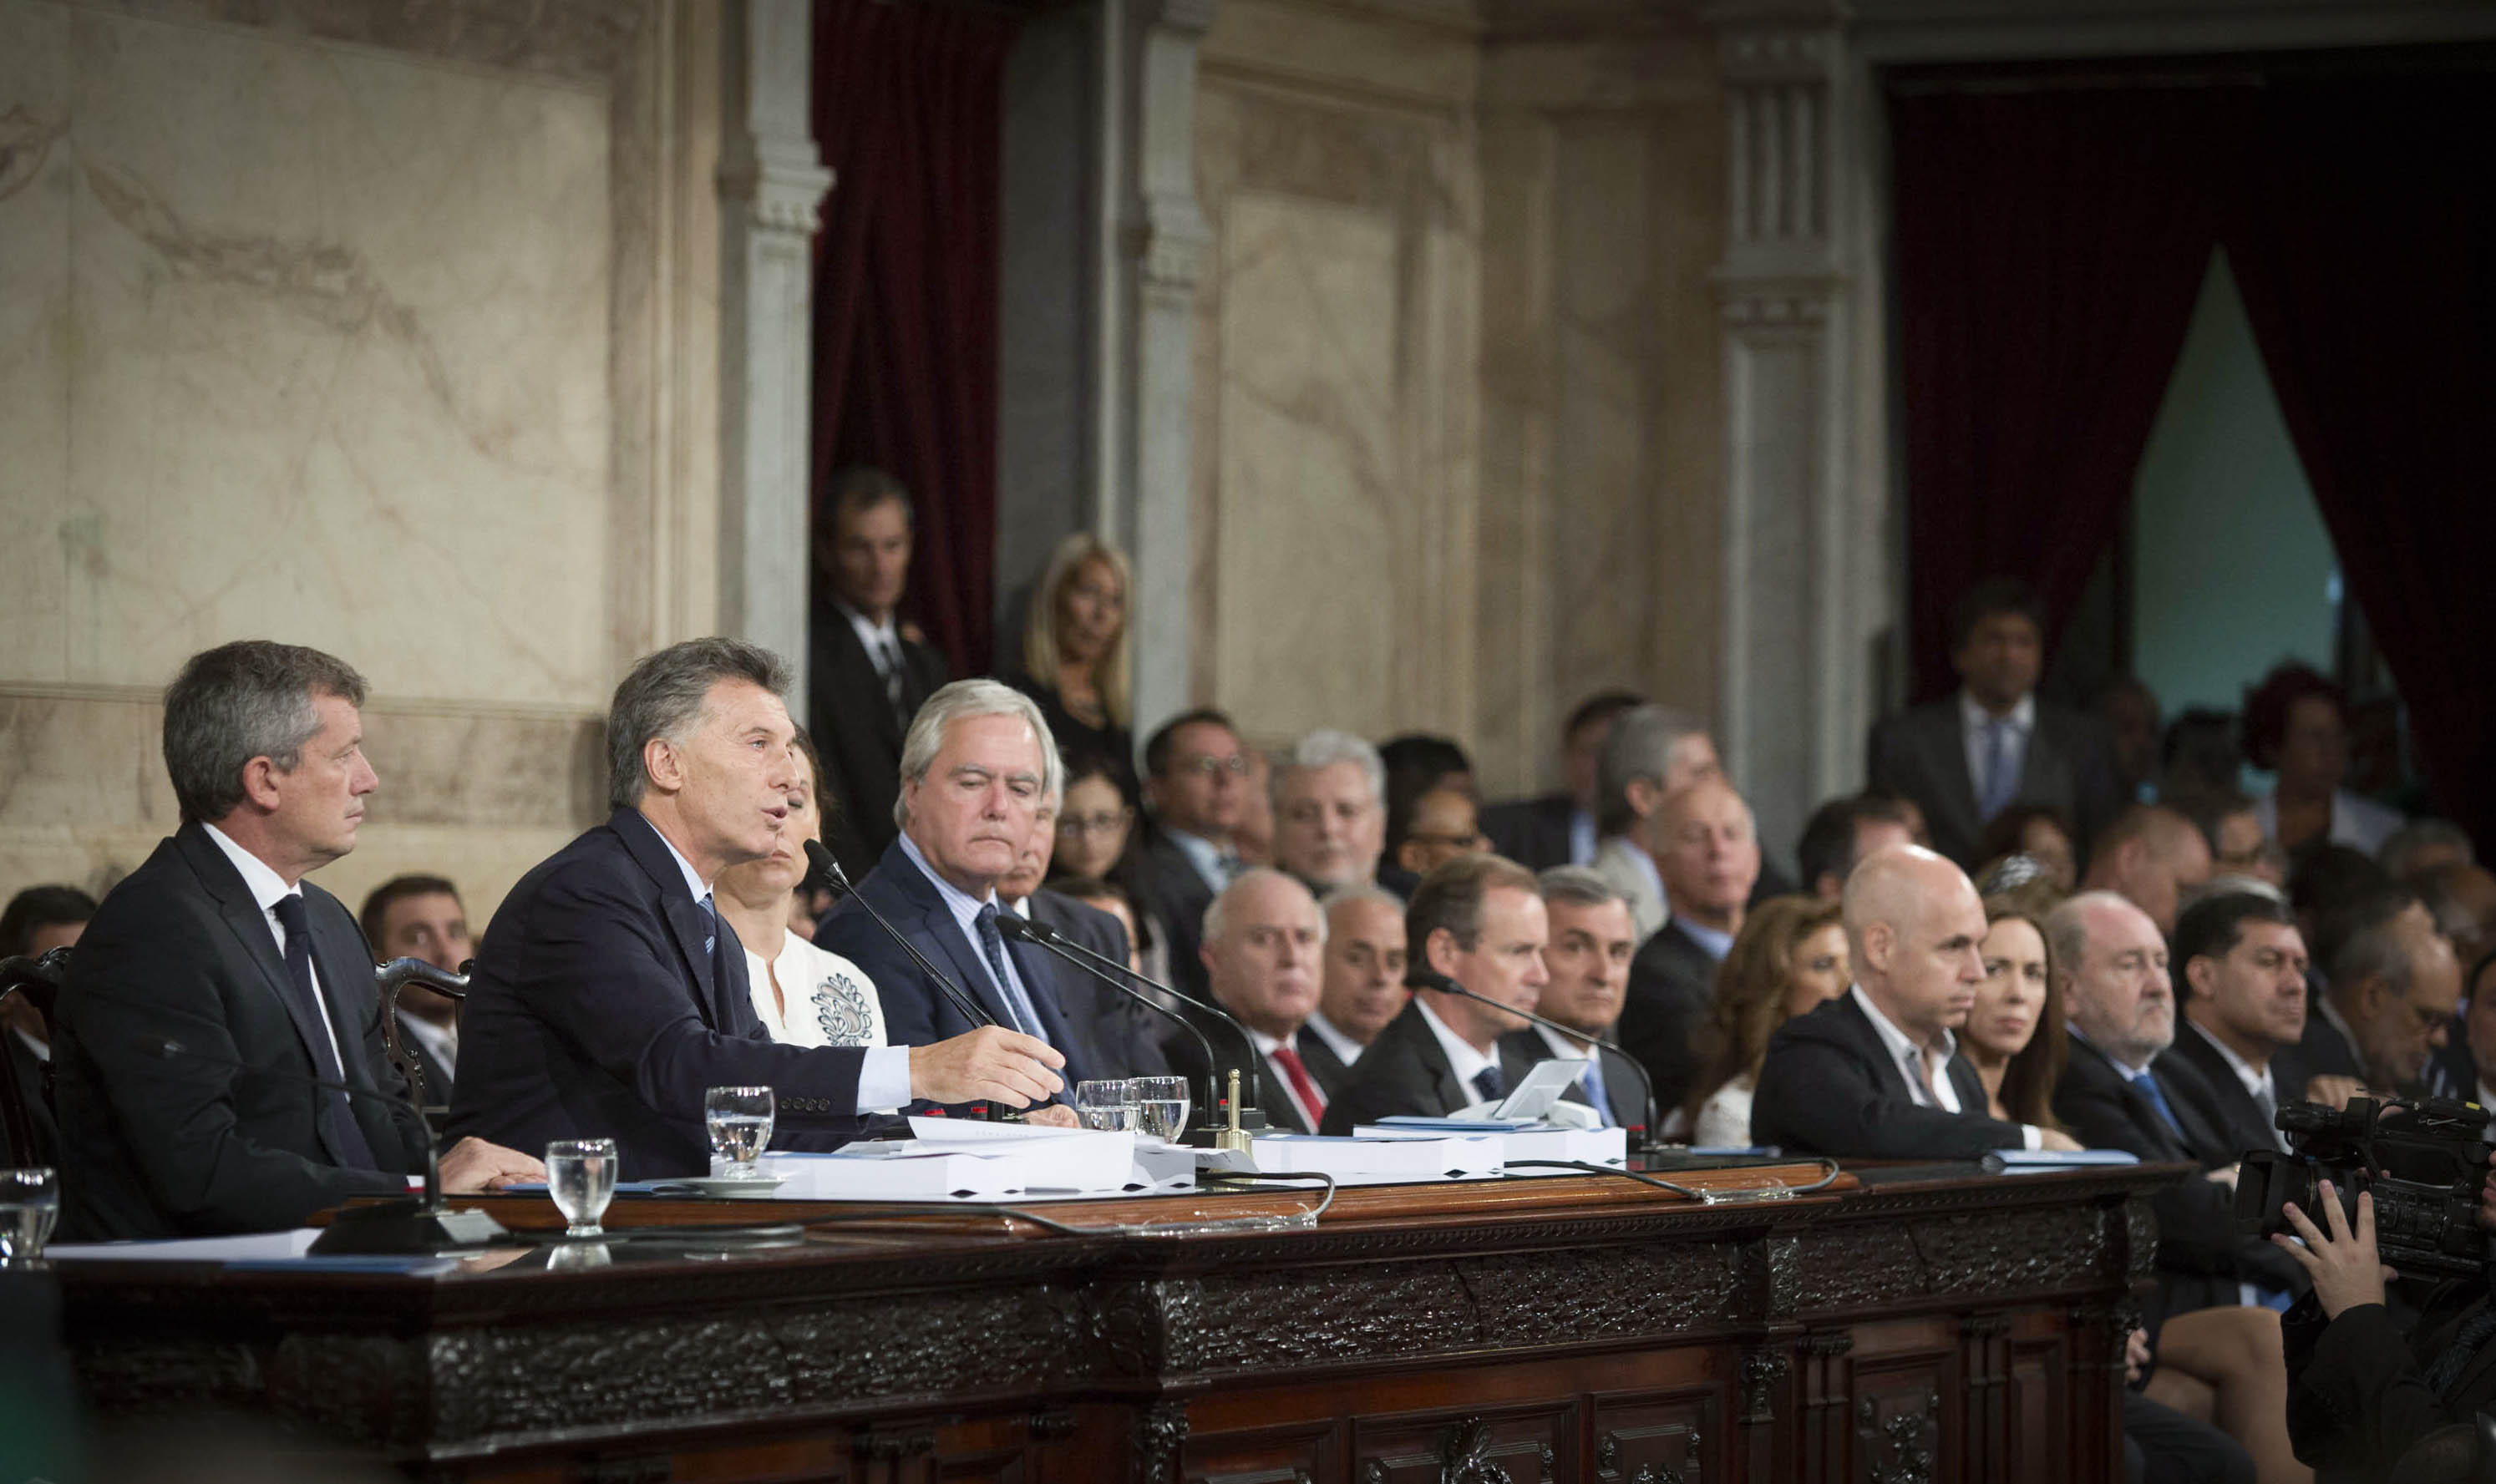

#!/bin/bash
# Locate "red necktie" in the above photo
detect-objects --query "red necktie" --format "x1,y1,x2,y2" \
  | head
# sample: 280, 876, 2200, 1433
1271, 1043, 1328, 1127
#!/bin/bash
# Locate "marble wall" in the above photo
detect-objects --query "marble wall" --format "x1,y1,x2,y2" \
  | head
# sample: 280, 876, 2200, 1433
0, 0, 715, 924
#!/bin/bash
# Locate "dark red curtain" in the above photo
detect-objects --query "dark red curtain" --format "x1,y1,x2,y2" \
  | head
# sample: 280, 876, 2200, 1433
1890, 82, 2253, 701
2222, 73, 2496, 849
811, 0, 1020, 677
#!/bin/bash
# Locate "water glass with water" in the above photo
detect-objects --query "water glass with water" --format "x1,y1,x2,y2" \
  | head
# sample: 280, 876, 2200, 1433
705, 1085, 776, 1178
1073, 1079, 1139, 1132
1130, 1076, 1191, 1142
0, 1167, 59, 1264
545, 1139, 617, 1238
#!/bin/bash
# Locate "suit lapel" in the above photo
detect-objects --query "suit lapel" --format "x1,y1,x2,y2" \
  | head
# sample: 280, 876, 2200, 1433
178, 829, 338, 1097
1003, 932, 1090, 1082
1406, 1006, 1467, 1112
611, 809, 728, 1026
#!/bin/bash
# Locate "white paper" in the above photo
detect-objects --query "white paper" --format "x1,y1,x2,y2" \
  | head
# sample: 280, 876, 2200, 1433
47, 1228, 322, 1263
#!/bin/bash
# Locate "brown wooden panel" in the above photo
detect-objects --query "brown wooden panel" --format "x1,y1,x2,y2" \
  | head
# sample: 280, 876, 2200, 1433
1354, 1405, 1576, 1484
1590, 1386, 1716, 1482
1175, 1416, 1342, 1484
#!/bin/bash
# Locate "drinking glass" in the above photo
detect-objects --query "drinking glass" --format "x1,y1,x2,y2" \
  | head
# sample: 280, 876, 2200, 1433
545, 1139, 618, 1238
1130, 1076, 1191, 1143
704, 1086, 776, 1178
0, 1167, 59, 1264
1073, 1079, 1139, 1132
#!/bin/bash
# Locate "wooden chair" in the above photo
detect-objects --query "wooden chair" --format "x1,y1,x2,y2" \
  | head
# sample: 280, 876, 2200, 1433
375, 956, 468, 1113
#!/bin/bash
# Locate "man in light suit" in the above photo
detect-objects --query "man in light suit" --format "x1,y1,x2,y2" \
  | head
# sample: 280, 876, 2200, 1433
452, 642, 1063, 1176
1752, 846, 2080, 1159
809, 467, 951, 880
57, 642, 542, 1239
817, 679, 1103, 1122
1866, 577, 2123, 870
1502, 868, 1646, 1130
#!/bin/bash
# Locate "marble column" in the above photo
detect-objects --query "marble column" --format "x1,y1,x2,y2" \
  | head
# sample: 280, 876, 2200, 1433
718, 0, 834, 715
1709, 0, 1873, 876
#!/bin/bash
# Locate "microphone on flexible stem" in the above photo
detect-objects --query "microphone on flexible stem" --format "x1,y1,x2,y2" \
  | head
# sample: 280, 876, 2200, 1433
989, 910, 1243, 1139
150, 1036, 505, 1254
1404, 967, 1660, 1150
802, 838, 1013, 1122
988, 918, 1267, 1137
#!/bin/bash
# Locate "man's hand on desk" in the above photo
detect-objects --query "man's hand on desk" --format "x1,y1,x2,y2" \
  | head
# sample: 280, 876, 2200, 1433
1023, 1104, 1081, 1128
909, 1026, 1067, 1108
439, 1137, 547, 1193
2037, 1128, 2084, 1152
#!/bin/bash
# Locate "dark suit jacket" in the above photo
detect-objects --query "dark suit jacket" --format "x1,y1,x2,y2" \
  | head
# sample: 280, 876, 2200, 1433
1294, 1025, 1352, 1097
53, 824, 429, 1239
1317, 999, 1535, 1135
1158, 1013, 1338, 1134
808, 604, 948, 880
1750, 992, 2027, 1158
1024, 888, 1169, 1079
2166, 1019, 2287, 1160
4, 1032, 55, 1167
1131, 828, 1218, 1004
1616, 921, 1722, 1115
2275, 990, 2365, 1097
2053, 1036, 2304, 1327
448, 809, 870, 1178
1500, 1029, 1646, 1129
815, 838, 1095, 1098
2285, 1281, 2496, 1484
1864, 696, 2122, 869
1481, 793, 1578, 872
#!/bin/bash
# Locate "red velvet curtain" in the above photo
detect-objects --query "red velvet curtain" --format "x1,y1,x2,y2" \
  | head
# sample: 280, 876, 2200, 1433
2222, 73, 2496, 849
1890, 81, 2252, 701
811, 0, 1020, 678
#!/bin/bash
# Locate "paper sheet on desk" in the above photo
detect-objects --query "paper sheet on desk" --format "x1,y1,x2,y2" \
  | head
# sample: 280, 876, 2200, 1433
46, 1228, 322, 1262
767, 1124, 1139, 1198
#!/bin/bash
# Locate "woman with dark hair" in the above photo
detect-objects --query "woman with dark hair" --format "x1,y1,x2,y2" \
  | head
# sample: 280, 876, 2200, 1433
1975, 804, 2078, 894
1963, 894, 2067, 1130
1048, 749, 1170, 985
2242, 661, 2402, 857
1007, 534, 1135, 790
1677, 894, 1850, 1146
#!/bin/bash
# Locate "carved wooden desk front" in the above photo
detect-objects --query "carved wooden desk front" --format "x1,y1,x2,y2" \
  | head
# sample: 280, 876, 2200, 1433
56, 1162, 2169, 1483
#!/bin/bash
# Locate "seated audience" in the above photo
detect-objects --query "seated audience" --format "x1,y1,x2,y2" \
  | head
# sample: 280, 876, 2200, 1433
1865, 577, 2122, 869
2157, 707, 2244, 803
1961, 896, 2065, 1128
2169, 892, 2308, 1157
1322, 855, 1547, 1133
1389, 784, 1486, 883
1271, 729, 1389, 898
2083, 803, 2215, 936
716, 730, 887, 1055
1377, 733, 1474, 806
1975, 803, 2080, 895
1502, 868, 1643, 1129
1304, 887, 1408, 1075
1677, 894, 1849, 1147
1165, 869, 1331, 1132
2241, 662, 2403, 857
1, 885, 97, 1167
1004, 533, 1135, 793
1588, 703, 1720, 939
1751, 846, 2081, 1158
1616, 776, 1763, 1113
807, 466, 950, 879
2377, 817, 2474, 883
1481, 690, 1644, 870
2171, 790, 2283, 889
1054, 877, 1144, 975
2417, 861, 2496, 978
1050, 747, 1169, 984
1000, 783, 1166, 1081
455, 647, 1070, 1176
60, 641, 540, 1239
2294, 887, 2460, 1095
358, 873, 472, 1104
1797, 793, 1916, 900
1134, 710, 1252, 999
2099, 676, 2163, 803
2467, 949, 2496, 1111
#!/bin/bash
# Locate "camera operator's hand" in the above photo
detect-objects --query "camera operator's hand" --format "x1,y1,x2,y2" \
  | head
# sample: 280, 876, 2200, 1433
2275, 1180, 2396, 1319
2302, 1074, 2364, 1111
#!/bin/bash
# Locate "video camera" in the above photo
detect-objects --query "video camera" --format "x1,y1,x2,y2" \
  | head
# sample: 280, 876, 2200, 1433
2235, 1095, 2496, 1282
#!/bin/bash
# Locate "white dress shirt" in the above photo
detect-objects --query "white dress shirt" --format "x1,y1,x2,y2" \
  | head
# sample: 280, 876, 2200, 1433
2187, 1019, 2286, 1152
2253, 788, 2405, 857
1162, 828, 1232, 895
837, 600, 906, 679
1849, 984, 2043, 1150
1961, 691, 2036, 805
1301, 1010, 1364, 1067
1672, 916, 1734, 962
202, 823, 347, 1074
1414, 998, 1501, 1104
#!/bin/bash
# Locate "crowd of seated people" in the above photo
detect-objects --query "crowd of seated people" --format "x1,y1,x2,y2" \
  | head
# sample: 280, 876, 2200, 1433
11, 477, 2488, 1484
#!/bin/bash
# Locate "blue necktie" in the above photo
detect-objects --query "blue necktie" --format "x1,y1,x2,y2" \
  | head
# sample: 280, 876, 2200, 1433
270, 894, 379, 1171
1471, 1065, 1505, 1102
695, 892, 718, 961
1979, 717, 2020, 821
1579, 1056, 1615, 1127
2129, 1066, 2184, 1140
974, 904, 1046, 1039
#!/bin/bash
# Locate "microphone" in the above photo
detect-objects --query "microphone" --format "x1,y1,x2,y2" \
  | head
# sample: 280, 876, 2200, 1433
992, 911, 1271, 1135
804, 839, 997, 1034
150, 1035, 506, 1254
1404, 967, 1660, 1148
990, 910, 1230, 1136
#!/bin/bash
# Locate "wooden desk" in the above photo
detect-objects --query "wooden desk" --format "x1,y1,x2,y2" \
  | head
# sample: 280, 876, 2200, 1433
56, 1162, 2168, 1483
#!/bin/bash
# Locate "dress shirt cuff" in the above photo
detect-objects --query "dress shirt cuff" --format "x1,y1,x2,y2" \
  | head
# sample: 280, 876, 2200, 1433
857, 1045, 913, 1113
2020, 1123, 2043, 1152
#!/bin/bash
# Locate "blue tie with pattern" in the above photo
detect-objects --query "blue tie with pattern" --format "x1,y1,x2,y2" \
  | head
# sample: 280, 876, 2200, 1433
1579, 1055, 1615, 1127
1979, 717, 2020, 821
974, 904, 1045, 1038
1471, 1065, 1505, 1103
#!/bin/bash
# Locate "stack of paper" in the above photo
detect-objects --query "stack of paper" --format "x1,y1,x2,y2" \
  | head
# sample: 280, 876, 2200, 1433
1247, 1132, 1504, 1182
765, 1120, 1142, 1200
1364, 1118, 1627, 1170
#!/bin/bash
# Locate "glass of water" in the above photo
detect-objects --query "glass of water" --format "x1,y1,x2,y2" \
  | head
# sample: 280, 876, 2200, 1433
705, 1085, 776, 1178
545, 1139, 617, 1238
1073, 1079, 1139, 1132
0, 1167, 59, 1265
1130, 1076, 1191, 1143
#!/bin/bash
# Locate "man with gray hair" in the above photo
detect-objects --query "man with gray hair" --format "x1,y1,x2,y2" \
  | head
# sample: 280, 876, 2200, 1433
453, 646, 1069, 1175
1162, 869, 1333, 1132
58, 641, 543, 1239
1499, 867, 1645, 1128
1271, 729, 1390, 897
818, 678, 1110, 1119
1588, 703, 1720, 940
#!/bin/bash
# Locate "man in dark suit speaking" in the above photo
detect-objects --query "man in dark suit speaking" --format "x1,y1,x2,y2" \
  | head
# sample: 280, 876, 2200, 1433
55, 641, 544, 1239
451, 641, 1065, 1175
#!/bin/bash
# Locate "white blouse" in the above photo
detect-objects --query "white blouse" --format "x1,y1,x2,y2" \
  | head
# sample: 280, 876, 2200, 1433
745, 929, 888, 1050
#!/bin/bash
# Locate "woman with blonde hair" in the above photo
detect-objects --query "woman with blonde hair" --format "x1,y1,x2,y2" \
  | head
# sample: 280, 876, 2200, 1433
1677, 894, 1851, 1146
1007, 533, 1134, 788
